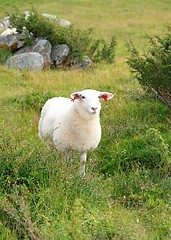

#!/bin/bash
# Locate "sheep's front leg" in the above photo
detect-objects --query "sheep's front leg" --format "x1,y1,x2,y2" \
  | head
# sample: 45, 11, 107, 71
79, 152, 87, 176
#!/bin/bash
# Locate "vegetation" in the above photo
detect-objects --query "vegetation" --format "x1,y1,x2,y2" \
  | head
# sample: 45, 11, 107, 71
0, 48, 12, 64
0, 0, 171, 239
127, 30, 171, 111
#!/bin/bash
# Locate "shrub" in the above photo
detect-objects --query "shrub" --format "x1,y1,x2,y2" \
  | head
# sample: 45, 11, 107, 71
127, 29, 171, 111
9, 9, 116, 66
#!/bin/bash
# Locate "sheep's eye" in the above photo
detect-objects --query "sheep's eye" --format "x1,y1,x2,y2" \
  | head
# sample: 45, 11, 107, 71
98, 96, 101, 98
82, 96, 85, 99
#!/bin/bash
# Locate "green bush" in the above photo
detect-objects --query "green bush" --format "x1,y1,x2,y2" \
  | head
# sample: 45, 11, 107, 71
9, 9, 116, 66
127, 29, 171, 111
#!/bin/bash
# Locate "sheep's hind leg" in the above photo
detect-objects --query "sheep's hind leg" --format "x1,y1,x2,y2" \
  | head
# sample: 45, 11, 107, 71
79, 152, 87, 176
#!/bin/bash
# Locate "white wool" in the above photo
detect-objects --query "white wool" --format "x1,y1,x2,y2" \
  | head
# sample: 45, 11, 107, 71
38, 89, 114, 175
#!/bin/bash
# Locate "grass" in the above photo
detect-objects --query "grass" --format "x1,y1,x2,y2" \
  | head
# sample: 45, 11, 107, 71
0, 1, 171, 239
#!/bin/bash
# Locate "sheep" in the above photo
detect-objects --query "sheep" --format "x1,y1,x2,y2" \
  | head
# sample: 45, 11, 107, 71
38, 89, 114, 175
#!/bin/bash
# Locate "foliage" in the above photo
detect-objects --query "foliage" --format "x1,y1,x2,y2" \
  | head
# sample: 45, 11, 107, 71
6, 92, 55, 111
9, 9, 116, 66
1, 124, 171, 239
0, 62, 171, 240
127, 29, 171, 110
99, 128, 170, 175
0, 125, 171, 240
0, 48, 12, 64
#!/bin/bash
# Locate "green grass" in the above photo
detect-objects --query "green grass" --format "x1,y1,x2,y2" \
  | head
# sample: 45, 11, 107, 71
0, 1, 171, 239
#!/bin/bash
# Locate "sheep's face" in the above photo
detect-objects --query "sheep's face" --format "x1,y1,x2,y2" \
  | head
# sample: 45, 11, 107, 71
70, 89, 114, 116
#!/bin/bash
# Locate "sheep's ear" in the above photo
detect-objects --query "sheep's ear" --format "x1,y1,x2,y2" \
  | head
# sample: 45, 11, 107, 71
70, 91, 82, 102
99, 92, 114, 101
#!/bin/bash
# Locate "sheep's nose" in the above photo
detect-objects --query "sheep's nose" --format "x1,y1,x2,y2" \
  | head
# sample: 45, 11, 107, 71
91, 107, 98, 112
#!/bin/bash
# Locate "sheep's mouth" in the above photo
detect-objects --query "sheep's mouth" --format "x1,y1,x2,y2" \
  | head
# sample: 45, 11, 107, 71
89, 110, 98, 115
87, 107, 99, 115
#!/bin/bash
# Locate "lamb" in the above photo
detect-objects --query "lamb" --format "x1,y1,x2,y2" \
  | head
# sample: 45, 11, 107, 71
38, 89, 114, 175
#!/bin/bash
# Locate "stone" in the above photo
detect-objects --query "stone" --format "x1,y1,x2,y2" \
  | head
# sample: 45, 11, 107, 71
6, 52, 44, 70
71, 55, 93, 70
56, 17, 71, 27
42, 13, 71, 27
51, 44, 69, 65
0, 17, 10, 30
16, 38, 52, 66
1, 28, 17, 36
32, 39, 51, 65
0, 33, 29, 50
80, 56, 93, 69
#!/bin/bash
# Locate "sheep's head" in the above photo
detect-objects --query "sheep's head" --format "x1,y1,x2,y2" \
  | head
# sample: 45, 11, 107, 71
70, 89, 114, 117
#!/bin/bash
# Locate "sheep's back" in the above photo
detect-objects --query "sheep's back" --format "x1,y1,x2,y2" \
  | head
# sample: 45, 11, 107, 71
39, 97, 72, 141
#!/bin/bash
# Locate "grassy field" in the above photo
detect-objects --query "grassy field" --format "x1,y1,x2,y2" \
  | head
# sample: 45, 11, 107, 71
0, 1, 171, 239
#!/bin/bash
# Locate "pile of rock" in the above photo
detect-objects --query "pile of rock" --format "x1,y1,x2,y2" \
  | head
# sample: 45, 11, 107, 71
0, 13, 92, 71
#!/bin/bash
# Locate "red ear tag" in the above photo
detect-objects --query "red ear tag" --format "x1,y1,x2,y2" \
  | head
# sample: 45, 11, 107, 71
102, 95, 108, 101
71, 95, 77, 102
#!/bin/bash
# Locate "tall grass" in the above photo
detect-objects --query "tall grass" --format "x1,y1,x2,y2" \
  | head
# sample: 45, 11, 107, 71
0, 0, 171, 239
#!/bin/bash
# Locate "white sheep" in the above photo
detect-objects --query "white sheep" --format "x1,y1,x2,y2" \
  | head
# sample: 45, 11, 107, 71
38, 89, 114, 175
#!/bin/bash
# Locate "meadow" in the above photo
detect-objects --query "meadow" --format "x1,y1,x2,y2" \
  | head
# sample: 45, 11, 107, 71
0, 0, 171, 239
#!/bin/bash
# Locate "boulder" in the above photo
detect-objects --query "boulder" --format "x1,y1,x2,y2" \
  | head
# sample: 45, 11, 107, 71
6, 52, 44, 70
57, 18, 71, 27
80, 56, 93, 69
0, 17, 10, 30
51, 44, 69, 65
1, 28, 17, 36
0, 33, 29, 50
42, 13, 71, 27
70, 55, 93, 70
32, 39, 51, 65
16, 38, 52, 66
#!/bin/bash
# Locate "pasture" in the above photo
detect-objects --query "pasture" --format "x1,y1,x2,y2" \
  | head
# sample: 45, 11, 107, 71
0, 1, 171, 239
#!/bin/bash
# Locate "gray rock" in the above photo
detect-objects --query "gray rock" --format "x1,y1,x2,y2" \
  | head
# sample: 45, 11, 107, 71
32, 39, 51, 65
0, 33, 29, 50
80, 56, 93, 69
0, 17, 10, 30
16, 38, 52, 66
6, 52, 44, 70
51, 44, 69, 65
1, 28, 17, 36
71, 56, 93, 70
57, 18, 71, 27
42, 13, 71, 27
